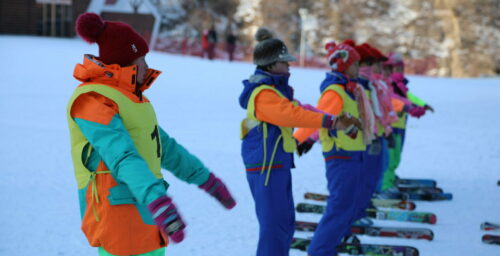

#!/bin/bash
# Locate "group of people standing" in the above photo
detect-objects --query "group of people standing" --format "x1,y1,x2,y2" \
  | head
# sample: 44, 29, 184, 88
239, 28, 433, 256
68, 12, 432, 256
201, 25, 237, 61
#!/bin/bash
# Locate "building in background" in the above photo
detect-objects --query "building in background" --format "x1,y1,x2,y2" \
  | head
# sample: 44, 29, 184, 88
0, 0, 159, 49
0, 0, 89, 37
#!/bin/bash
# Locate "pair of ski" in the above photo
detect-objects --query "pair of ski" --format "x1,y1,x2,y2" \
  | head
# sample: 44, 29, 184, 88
481, 222, 500, 245
291, 237, 419, 256
296, 202, 437, 224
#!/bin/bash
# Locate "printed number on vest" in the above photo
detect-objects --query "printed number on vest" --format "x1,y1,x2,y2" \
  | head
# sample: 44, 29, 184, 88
151, 125, 161, 158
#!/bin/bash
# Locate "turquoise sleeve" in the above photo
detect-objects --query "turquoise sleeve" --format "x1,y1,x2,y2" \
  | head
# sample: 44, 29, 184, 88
159, 126, 210, 186
74, 115, 166, 205
407, 92, 427, 107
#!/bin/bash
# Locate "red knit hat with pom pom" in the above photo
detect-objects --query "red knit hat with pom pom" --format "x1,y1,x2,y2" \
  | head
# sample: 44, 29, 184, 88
325, 40, 360, 72
75, 12, 149, 66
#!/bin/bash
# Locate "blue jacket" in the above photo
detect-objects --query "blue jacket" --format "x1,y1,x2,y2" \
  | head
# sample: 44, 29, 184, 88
239, 69, 295, 172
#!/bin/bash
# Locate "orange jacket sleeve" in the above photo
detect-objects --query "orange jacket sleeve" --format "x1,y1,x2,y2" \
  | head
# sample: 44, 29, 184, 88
294, 90, 344, 143
391, 98, 405, 112
254, 89, 328, 128
70, 92, 119, 125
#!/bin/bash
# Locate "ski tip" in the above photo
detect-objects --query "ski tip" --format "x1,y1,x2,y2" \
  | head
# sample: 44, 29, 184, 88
427, 230, 435, 241
481, 234, 500, 245
429, 214, 437, 224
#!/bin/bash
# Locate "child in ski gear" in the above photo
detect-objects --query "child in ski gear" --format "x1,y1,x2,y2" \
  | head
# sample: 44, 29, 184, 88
239, 28, 361, 256
294, 40, 367, 256
68, 13, 235, 256
350, 42, 394, 226
379, 52, 434, 191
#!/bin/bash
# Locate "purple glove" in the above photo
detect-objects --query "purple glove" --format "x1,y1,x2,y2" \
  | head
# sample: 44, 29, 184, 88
147, 195, 186, 243
408, 106, 426, 118
199, 173, 236, 209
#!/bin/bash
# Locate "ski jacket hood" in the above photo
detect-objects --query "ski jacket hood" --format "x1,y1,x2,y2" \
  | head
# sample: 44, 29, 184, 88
320, 71, 351, 94
239, 69, 293, 109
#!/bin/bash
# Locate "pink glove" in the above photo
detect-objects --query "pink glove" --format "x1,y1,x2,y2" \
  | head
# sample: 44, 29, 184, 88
147, 195, 186, 243
408, 106, 426, 118
199, 173, 236, 209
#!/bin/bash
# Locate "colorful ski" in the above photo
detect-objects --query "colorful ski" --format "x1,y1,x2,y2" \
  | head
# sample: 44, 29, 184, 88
304, 192, 416, 211
396, 178, 436, 188
366, 208, 437, 224
482, 234, 500, 245
397, 186, 443, 194
378, 191, 452, 201
296, 203, 436, 224
481, 222, 500, 231
291, 237, 420, 256
295, 221, 434, 241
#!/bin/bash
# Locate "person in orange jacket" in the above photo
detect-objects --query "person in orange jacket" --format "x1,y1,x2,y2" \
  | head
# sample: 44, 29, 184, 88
68, 13, 236, 256
239, 28, 361, 256
294, 40, 369, 256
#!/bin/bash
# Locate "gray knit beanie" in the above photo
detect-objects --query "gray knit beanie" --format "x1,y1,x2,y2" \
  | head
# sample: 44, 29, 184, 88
253, 27, 296, 66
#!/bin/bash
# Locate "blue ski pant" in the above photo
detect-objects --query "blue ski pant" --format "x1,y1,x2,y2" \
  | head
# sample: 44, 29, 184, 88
356, 137, 386, 220
246, 168, 295, 256
308, 150, 364, 256
376, 137, 389, 193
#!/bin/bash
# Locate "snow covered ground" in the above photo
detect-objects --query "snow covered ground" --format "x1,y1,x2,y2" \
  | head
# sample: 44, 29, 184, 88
0, 36, 499, 256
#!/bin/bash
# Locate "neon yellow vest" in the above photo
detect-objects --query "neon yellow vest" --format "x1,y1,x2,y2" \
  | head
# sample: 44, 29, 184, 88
240, 85, 297, 153
392, 111, 407, 129
319, 85, 366, 152
67, 84, 163, 190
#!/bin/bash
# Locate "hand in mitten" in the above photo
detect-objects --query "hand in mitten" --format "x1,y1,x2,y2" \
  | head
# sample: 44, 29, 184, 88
148, 195, 186, 243
408, 106, 426, 118
297, 138, 316, 156
199, 173, 236, 209
333, 113, 363, 138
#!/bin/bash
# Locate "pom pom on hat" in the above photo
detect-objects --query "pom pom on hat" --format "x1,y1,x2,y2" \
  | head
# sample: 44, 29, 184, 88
324, 40, 337, 52
252, 27, 296, 66
255, 27, 275, 42
75, 12, 149, 66
76, 12, 106, 43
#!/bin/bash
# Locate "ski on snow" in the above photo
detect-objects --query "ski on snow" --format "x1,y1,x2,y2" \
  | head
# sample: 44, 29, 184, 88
304, 192, 416, 211
481, 222, 500, 231
482, 234, 500, 245
296, 203, 437, 224
396, 178, 437, 188
295, 220, 434, 241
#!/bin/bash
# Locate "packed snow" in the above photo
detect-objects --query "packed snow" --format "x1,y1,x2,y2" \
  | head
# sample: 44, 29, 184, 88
0, 36, 499, 256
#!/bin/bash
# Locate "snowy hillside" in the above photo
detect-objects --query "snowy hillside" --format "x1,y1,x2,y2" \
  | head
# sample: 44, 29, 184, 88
0, 36, 499, 256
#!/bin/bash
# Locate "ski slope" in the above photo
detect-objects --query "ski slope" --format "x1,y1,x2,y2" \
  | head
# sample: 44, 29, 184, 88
0, 36, 499, 256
